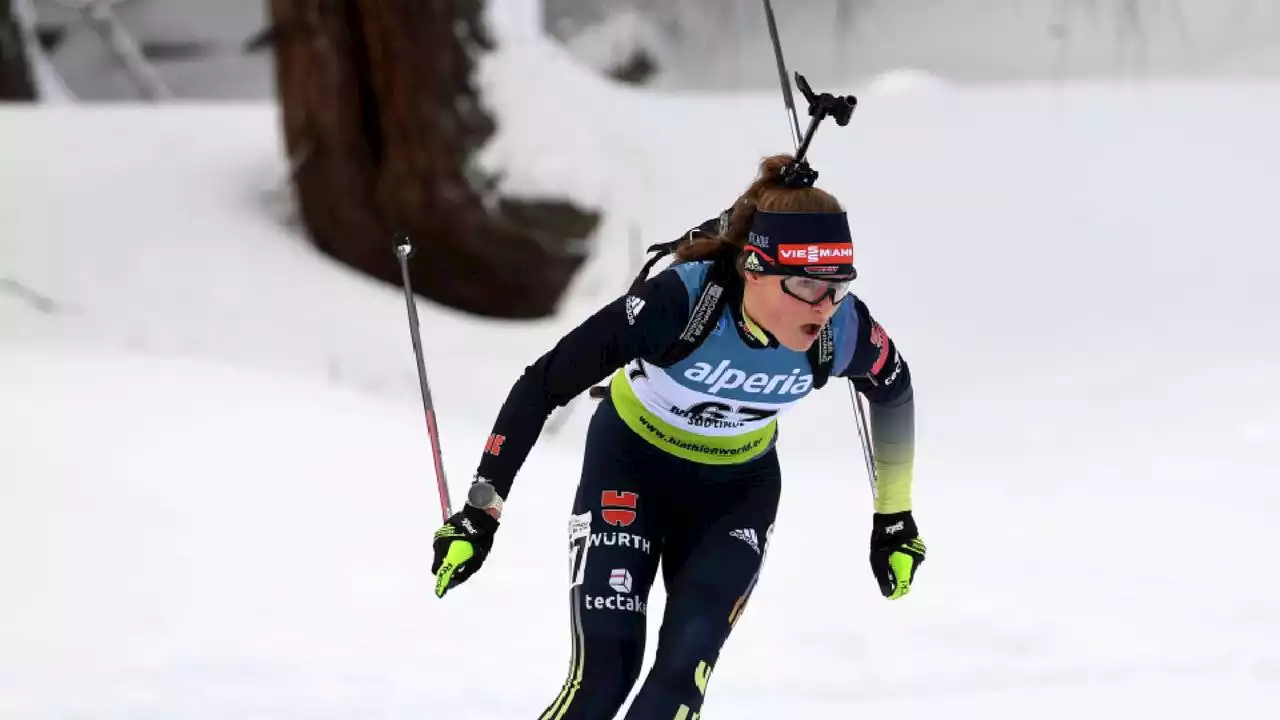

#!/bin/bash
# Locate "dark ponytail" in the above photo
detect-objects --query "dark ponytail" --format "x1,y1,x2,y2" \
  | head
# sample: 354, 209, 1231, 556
675, 153, 844, 263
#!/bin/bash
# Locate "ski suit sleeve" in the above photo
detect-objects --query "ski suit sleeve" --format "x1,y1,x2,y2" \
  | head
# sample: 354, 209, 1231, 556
475, 269, 693, 500
835, 298, 916, 514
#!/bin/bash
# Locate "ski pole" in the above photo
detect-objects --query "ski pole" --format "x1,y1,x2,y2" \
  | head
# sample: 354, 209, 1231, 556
762, 0, 802, 149
760, 0, 877, 497
846, 382, 879, 503
393, 233, 454, 522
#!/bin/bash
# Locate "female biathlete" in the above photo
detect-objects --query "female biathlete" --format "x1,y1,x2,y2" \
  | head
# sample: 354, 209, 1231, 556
431, 154, 926, 719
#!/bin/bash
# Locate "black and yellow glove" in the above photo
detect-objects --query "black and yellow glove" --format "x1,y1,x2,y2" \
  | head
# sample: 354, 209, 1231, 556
431, 504, 499, 598
869, 511, 927, 600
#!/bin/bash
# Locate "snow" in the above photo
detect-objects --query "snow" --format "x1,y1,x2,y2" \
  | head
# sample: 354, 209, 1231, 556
4, 24, 1280, 720
555, 7, 670, 79
862, 68, 955, 96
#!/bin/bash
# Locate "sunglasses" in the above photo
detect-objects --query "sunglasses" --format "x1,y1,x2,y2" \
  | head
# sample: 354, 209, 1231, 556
780, 275, 853, 306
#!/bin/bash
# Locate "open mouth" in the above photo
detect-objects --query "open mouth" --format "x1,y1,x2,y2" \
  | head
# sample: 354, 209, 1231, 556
801, 323, 821, 338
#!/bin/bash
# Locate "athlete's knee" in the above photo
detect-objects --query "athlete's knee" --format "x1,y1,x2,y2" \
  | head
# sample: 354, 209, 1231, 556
540, 635, 644, 720
647, 615, 725, 695
625, 634, 718, 720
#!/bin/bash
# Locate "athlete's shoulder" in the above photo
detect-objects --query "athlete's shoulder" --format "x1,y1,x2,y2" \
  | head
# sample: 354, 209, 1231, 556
832, 295, 909, 398
831, 294, 903, 377
830, 293, 865, 331
664, 260, 712, 299
620, 260, 701, 337
629, 260, 711, 321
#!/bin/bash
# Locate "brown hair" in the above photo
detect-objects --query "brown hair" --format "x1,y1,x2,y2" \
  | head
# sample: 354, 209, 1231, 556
675, 154, 844, 263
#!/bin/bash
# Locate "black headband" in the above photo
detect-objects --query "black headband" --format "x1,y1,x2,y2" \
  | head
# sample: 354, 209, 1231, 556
741, 210, 856, 280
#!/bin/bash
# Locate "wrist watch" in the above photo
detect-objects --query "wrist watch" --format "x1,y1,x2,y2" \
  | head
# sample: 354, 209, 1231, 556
466, 478, 505, 514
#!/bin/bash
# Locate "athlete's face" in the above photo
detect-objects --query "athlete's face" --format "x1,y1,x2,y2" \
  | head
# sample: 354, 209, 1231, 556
742, 272, 841, 351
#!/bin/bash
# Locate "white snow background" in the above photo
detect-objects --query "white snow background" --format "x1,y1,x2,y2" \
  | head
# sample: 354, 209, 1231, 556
3, 3, 1280, 718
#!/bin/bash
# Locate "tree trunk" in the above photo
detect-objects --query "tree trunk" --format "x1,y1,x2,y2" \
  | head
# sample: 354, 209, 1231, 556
0, 0, 36, 100
271, 0, 600, 319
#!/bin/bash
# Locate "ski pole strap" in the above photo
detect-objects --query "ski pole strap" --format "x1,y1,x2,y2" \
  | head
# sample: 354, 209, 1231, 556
627, 208, 728, 294
629, 238, 684, 294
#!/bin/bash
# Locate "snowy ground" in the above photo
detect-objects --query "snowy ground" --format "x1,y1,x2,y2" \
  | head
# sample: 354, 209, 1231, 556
4, 38, 1280, 720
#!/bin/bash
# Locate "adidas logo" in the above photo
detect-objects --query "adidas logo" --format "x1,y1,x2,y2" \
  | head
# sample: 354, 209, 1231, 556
625, 295, 645, 325
730, 528, 760, 555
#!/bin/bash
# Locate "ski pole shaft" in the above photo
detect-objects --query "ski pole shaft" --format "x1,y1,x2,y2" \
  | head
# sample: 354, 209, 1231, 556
846, 382, 879, 499
393, 233, 453, 522
762, 0, 802, 149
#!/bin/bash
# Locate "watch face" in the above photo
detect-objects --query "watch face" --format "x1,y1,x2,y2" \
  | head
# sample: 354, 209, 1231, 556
468, 483, 495, 508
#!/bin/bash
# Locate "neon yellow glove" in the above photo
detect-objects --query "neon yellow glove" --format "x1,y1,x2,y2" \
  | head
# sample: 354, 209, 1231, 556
431, 505, 499, 598
869, 511, 926, 599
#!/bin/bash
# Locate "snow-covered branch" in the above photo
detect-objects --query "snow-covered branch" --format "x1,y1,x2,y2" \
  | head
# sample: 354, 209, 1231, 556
11, 0, 74, 100
76, 0, 170, 99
